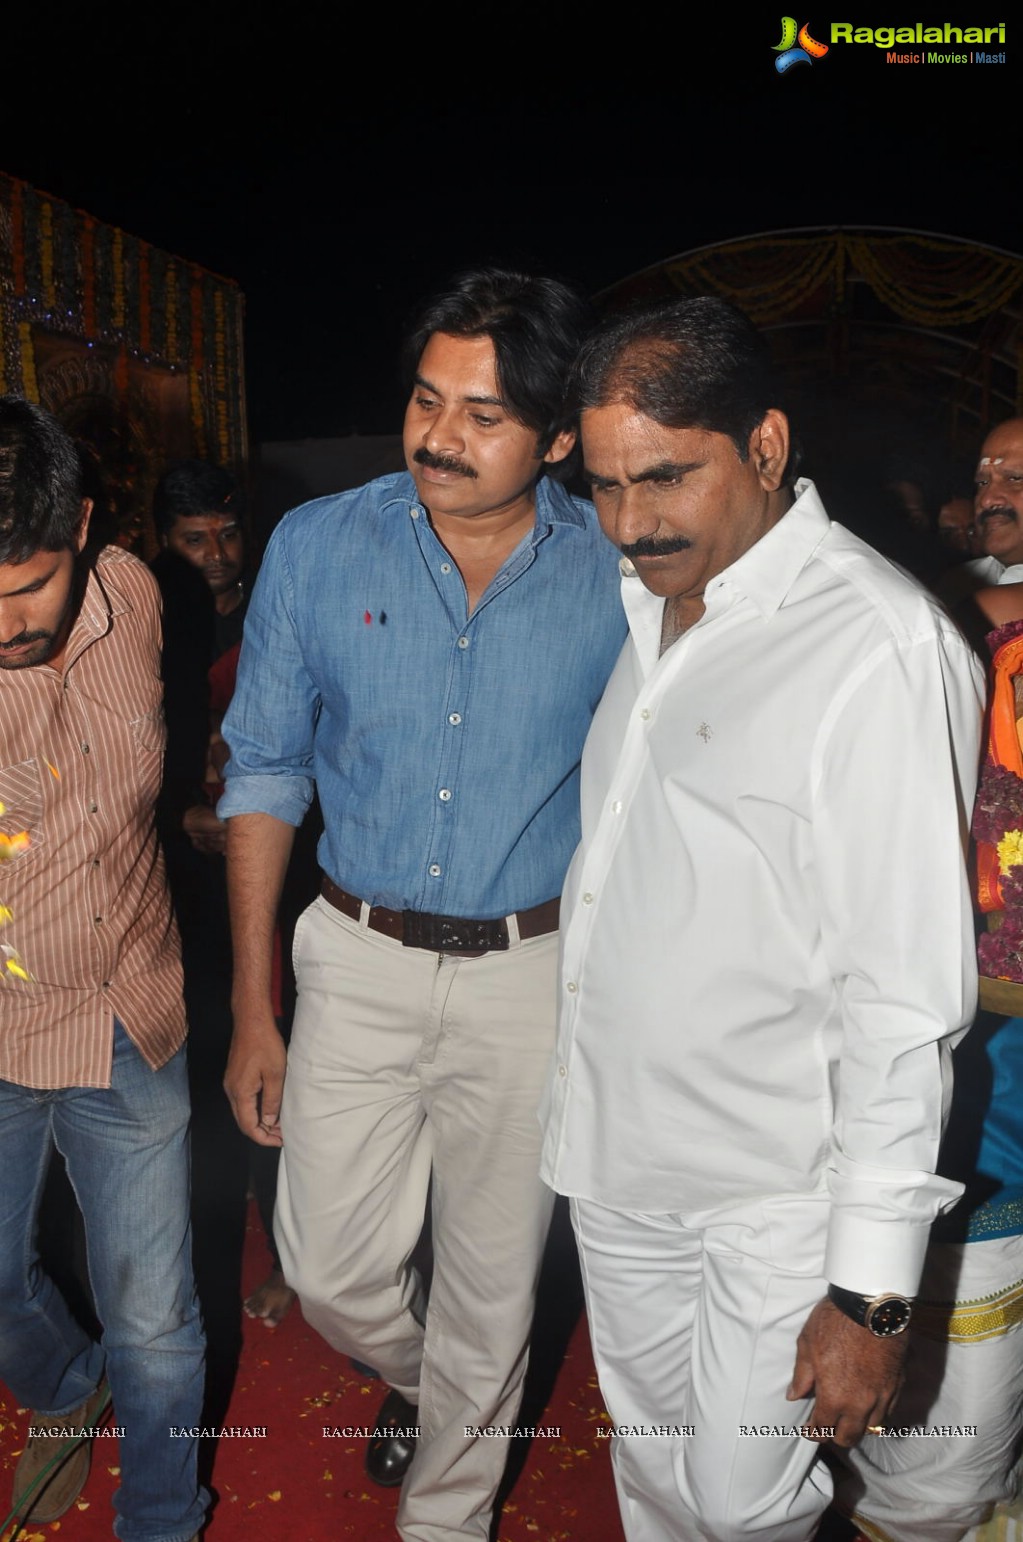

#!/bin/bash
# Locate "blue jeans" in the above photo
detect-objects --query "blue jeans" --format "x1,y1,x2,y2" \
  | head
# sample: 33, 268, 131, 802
0, 1021, 207, 1542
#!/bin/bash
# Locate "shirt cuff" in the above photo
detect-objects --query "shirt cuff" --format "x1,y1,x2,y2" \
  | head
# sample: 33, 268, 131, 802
825, 1212, 957, 1297
217, 772, 313, 828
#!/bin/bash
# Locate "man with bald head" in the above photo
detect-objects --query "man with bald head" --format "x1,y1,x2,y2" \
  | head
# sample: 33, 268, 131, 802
969, 418, 1023, 621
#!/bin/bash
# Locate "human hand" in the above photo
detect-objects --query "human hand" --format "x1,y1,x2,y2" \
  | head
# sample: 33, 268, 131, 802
224, 1010, 287, 1147
183, 802, 227, 854
787, 1296, 907, 1448
207, 733, 230, 779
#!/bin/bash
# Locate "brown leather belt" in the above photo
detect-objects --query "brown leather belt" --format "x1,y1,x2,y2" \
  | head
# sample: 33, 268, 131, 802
320, 875, 559, 954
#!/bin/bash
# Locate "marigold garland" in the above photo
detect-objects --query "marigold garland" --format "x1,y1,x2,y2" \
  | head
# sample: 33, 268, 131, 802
974, 623, 1023, 984
660, 230, 1023, 333
0, 170, 245, 468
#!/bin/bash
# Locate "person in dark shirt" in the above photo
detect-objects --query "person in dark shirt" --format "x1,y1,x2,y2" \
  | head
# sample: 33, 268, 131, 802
152, 462, 296, 1401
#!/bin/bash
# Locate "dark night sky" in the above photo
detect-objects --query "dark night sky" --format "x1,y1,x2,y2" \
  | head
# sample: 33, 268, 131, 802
1, 9, 1015, 443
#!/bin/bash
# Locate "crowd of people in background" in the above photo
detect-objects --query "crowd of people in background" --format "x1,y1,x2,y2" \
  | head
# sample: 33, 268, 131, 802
2, 271, 1023, 1542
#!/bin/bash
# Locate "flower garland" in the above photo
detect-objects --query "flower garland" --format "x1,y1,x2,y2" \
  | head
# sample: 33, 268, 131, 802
0, 170, 246, 468
658, 231, 1023, 334
973, 622, 1023, 983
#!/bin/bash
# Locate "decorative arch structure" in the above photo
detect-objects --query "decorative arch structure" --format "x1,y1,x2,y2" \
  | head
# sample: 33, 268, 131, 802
600, 228, 1023, 459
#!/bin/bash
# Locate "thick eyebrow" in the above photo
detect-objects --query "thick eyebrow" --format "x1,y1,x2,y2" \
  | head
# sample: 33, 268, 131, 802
584, 459, 705, 489
413, 372, 505, 409
975, 464, 1023, 485
0, 560, 60, 599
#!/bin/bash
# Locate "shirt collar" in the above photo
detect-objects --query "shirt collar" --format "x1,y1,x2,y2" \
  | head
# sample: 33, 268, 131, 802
534, 475, 586, 530
702, 478, 830, 620
388, 471, 586, 535
618, 479, 831, 649
63, 555, 124, 668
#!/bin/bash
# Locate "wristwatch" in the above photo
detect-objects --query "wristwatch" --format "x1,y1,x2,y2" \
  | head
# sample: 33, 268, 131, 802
827, 1284, 913, 1337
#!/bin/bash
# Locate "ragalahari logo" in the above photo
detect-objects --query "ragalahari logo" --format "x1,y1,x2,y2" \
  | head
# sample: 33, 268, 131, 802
773, 17, 829, 70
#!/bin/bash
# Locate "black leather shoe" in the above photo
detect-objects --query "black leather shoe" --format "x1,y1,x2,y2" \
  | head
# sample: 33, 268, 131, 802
365, 1388, 419, 1488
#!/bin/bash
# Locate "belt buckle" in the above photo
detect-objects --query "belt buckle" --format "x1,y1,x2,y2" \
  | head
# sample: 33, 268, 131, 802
401, 911, 509, 953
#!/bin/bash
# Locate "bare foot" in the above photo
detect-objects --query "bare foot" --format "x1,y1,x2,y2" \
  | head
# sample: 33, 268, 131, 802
244, 1268, 297, 1326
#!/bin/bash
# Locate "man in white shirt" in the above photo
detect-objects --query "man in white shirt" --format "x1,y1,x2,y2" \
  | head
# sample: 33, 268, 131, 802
539, 297, 986, 1542
974, 419, 1023, 574
948, 419, 1023, 596
968, 418, 1023, 599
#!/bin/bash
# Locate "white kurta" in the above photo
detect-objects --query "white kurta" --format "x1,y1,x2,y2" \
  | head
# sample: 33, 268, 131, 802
541, 479, 986, 1299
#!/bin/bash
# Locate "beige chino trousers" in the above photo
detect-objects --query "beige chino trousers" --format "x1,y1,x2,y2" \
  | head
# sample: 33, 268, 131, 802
276, 895, 559, 1542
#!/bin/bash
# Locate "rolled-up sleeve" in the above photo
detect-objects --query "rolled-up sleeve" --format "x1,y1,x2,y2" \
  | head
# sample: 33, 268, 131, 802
812, 624, 985, 1296
219, 519, 320, 827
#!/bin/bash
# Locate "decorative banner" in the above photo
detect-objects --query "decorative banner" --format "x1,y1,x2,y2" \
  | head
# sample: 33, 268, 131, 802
602, 228, 1023, 421
0, 168, 247, 546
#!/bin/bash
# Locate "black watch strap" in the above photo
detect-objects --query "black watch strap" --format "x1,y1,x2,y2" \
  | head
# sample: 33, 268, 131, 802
828, 1284, 913, 1337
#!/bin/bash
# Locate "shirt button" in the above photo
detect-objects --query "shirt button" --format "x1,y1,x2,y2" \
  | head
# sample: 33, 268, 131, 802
558, 1065, 568, 1077
93, 858, 100, 867
582, 892, 594, 905
610, 799, 622, 815
428, 863, 442, 877
94, 915, 103, 924
566, 981, 578, 994
440, 562, 452, 574
88, 802, 98, 814
438, 788, 452, 802
102, 980, 110, 988
81, 742, 90, 754
640, 708, 651, 721
457, 636, 469, 650
448, 712, 462, 725
410, 508, 420, 519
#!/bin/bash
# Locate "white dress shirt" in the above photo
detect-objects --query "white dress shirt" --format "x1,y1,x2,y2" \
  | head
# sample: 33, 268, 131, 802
540, 481, 986, 1297
962, 554, 1004, 586
958, 555, 1023, 586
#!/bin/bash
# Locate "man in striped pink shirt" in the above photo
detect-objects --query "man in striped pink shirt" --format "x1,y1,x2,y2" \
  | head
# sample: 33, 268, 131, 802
0, 398, 206, 1542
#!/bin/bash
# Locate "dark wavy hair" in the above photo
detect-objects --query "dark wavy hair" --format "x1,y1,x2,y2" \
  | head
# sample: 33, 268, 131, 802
152, 459, 244, 539
0, 396, 84, 563
401, 268, 592, 456
568, 296, 783, 460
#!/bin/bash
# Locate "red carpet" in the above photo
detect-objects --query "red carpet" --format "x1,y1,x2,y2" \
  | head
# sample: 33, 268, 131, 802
0, 1199, 624, 1542
0, 1197, 862, 1542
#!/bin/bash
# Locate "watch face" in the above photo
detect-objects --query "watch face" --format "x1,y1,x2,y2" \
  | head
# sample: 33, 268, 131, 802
865, 1296, 912, 1337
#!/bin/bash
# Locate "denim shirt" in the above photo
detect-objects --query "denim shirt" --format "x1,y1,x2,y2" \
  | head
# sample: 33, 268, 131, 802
220, 472, 626, 918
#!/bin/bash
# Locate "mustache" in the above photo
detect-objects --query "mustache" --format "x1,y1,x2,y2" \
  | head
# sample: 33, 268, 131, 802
977, 506, 1017, 526
412, 447, 478, 480
619, 535, 692, 559
0, 631, 49, 651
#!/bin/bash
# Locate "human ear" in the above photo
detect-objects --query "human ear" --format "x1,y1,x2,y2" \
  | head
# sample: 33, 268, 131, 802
749, 410, 790, 491
74, 497, 94, 552
543, 427, 576, 467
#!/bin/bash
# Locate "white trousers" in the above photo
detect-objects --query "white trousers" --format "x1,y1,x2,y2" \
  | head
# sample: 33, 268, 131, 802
276, 896, 558, 1542
835, 1236, 1023, 1542
571, 1193, 834, 1542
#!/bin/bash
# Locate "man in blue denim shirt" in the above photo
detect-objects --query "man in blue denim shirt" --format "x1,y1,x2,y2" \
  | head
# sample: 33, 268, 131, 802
220, 270, 625, 1541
